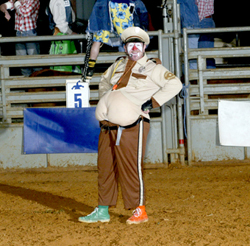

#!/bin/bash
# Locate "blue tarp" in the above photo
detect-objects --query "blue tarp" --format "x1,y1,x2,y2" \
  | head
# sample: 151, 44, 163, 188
23, 107, 99, 154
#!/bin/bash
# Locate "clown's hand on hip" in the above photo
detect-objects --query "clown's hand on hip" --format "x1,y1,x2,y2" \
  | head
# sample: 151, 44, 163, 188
141, 99, 153, 114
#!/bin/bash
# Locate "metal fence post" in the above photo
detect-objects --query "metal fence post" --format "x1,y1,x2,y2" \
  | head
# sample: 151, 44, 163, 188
173, 0, 185, 165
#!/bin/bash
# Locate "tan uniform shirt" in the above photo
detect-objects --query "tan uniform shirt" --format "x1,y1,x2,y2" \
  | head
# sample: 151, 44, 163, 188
95, 54, 182, 126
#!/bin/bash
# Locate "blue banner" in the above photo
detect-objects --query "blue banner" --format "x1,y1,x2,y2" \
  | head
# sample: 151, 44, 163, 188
23, 107, 99, 154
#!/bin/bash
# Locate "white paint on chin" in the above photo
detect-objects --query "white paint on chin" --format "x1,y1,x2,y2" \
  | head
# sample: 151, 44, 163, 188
129, 53, 143, 61
129, 53, 140, 58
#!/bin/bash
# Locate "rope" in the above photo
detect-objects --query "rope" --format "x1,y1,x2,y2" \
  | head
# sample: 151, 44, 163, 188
82, 33, 93, 82
180, 83, 190, 139
111, 59, 123, 78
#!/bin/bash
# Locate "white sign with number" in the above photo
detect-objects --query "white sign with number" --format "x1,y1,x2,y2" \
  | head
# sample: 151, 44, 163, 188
66, 79, 90, 108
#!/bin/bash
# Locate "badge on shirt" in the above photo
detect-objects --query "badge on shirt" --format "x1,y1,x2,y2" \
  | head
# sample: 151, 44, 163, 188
64, 0, 70, 7
139, 66, 145, 73
164, 71, 176, 80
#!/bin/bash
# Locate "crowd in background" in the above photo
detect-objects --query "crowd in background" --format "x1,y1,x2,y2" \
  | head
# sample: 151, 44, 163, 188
0, 0, 250, 74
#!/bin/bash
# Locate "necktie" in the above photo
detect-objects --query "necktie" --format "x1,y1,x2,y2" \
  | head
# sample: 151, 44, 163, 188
112, 60, 136, 90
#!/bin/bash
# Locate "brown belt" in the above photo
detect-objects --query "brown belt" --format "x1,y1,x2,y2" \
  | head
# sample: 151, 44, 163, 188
100, 117, 150, 131
205, 15, 212, 19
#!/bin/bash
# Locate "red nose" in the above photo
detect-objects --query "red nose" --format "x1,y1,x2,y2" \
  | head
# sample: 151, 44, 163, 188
132, 45, 138, 51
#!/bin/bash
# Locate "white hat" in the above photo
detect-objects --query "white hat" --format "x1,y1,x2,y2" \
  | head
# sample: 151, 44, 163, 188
121, 27, 150, 45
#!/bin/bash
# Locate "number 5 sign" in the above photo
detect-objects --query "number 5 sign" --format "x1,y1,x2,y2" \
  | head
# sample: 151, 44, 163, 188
66, 79, 90, 108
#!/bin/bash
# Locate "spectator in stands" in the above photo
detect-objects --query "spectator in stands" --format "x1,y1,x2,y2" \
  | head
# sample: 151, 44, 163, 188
178, 0, 215, 69
0, 0, 15, 55
47, 0, 81, 74
130, 0, 149, 31
85, 0, 149, 81
0, 0, 41, 77
197, 0, 215, 69
47, 0, 77, 35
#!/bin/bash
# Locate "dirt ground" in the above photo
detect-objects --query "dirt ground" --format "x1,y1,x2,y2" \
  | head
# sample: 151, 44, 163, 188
0, 161, 250, 246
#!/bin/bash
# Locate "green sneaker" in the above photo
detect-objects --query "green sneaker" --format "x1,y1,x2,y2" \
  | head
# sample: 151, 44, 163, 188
78, 207, 110, 223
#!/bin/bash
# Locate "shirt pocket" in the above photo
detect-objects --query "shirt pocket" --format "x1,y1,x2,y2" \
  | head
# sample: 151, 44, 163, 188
130, 73, 147, 88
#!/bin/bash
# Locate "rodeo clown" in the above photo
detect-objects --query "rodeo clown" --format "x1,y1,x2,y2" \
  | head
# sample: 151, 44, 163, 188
78, 27, 182, 225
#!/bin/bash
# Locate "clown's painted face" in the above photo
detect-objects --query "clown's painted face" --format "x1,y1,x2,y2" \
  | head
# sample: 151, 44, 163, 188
124, 42, 146, 61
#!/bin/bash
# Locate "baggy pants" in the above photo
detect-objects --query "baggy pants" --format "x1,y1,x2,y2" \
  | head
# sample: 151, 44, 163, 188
97, 118, 150, 209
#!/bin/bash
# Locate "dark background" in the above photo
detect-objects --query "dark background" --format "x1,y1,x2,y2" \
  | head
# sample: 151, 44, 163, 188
1, 0, 249, 54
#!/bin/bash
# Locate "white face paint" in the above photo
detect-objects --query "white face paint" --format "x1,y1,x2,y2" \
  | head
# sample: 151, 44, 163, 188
125, 42, 145, 61
126, 42, 143, 53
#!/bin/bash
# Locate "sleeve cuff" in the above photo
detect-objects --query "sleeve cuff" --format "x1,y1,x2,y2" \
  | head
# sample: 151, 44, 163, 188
5, 2, 13, 9
151, 97, 160, 108
66, 28, 73, 35
14, 1, 21, 8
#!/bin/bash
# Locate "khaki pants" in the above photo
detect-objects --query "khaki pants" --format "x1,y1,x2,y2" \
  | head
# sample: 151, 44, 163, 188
97, 119, 150, 209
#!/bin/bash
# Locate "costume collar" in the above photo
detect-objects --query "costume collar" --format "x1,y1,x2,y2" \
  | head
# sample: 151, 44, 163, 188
125, 54, 148, 66
136, 54, 148, 66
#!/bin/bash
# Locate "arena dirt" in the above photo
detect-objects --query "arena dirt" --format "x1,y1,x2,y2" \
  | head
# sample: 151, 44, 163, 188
0, 161, 250, 246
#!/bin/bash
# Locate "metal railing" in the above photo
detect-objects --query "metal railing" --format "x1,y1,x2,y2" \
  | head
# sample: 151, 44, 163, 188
183, 26, 250, 164
0, 28, 185, 165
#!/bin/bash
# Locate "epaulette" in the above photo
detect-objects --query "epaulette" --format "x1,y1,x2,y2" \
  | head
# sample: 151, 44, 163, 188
147, 58, 162, 65
115, 56, 126, 62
